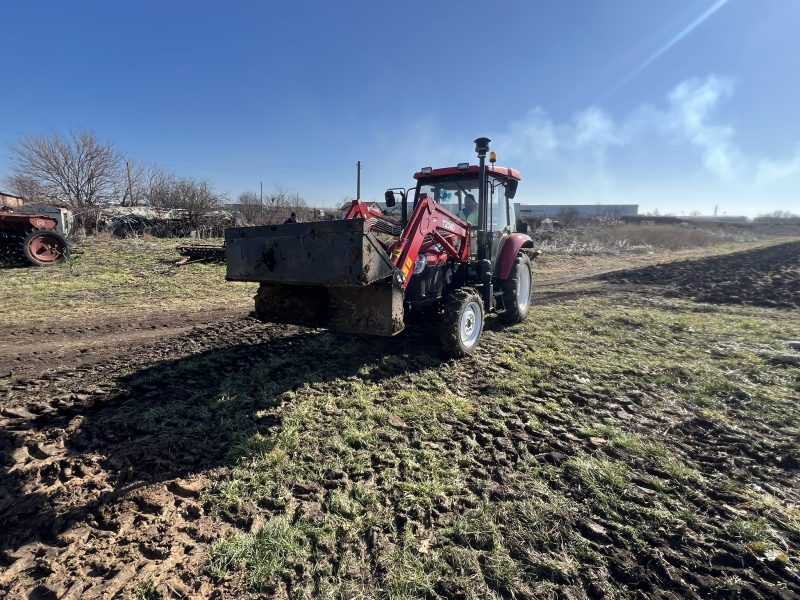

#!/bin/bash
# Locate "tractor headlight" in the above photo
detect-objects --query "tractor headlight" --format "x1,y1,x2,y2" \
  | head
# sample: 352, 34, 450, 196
413, 254, 427, 275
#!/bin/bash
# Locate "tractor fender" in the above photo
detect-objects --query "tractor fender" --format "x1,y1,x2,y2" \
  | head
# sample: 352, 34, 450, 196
494, 233, 537, 280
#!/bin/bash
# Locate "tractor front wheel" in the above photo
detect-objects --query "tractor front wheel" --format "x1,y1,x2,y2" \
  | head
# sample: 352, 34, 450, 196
439, 287, 484, 358
23, 229, 69, 266
499, 252, 532, 324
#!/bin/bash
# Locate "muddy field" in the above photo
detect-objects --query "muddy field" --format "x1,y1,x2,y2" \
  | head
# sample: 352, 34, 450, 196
603, 241, 800, 309
1, 239, 799, 599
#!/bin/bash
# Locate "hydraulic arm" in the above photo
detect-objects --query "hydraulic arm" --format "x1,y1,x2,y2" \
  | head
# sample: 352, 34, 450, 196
344, 195, 471, 289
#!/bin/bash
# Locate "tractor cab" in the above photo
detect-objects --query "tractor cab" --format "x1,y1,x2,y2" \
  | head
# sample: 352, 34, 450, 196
411, 165, 519, 229
409, 164, 521, 263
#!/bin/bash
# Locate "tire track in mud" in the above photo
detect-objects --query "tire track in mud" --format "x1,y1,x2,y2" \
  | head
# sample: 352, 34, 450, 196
0, 317, 295, 598
419, 335, 800, 598
0, 318, 454, 597
0, 306, 245, 381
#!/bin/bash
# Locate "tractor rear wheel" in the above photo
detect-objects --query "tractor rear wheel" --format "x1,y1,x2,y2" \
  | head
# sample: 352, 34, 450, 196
499, 252, 532, 324
439, 287, 484, 358
23, 229, 69, 266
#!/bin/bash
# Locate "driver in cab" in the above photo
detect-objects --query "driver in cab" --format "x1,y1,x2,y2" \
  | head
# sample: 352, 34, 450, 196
459, 194, 479, 227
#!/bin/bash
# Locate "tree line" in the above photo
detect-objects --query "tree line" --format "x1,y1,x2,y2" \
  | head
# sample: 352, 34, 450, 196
3, 130, 311, 230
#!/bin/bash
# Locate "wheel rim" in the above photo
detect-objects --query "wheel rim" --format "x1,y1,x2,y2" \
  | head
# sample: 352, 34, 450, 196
517, 262, 531, 312
459, 301, 482, 348
28, 234, 65, 263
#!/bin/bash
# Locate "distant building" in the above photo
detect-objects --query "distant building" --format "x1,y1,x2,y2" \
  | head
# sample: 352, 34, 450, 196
514, 203, 639, 220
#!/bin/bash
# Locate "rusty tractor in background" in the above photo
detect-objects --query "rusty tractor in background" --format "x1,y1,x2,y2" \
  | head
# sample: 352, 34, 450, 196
0, 210, 70, 266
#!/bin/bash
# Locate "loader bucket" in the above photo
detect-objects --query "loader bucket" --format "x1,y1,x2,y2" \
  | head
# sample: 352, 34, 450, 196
226, 219, 405, 336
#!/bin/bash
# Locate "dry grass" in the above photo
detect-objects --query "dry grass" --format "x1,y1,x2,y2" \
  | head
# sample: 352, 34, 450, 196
0, 234, 252, 324
535, 223, 761, 255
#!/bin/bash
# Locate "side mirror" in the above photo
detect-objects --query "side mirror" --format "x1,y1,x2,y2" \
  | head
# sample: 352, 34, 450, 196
384, 190, 396, 208
506, 179, 518, 199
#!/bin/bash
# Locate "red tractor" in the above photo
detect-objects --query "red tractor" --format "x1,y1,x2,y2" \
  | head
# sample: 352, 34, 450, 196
225, 137, 538, 356
0, 210, 70, 266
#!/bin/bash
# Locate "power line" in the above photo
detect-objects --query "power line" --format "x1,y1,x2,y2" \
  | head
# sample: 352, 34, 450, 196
152, 161, 352, 174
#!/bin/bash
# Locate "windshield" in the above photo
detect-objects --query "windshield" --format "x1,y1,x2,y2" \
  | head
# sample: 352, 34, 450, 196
416, 176, 512, 232
418, 178, 479, 219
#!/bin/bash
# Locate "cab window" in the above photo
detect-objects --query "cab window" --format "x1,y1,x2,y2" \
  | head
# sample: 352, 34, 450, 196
489, 180, 512, 233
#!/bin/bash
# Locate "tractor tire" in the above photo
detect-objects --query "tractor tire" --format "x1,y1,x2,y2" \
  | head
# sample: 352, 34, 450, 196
438, 287, 484, 358
22, 229, 69, 266
499, 252, 532, 325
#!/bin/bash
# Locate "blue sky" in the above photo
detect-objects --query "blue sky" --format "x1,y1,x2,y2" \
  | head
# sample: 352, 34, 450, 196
1, 0, 798, 215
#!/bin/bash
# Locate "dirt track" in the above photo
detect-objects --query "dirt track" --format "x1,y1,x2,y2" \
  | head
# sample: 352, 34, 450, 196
1, 242, 799, 598
0, 317, 265, 597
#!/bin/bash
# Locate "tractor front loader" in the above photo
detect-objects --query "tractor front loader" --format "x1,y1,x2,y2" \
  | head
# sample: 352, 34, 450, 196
226, 137, 539, 356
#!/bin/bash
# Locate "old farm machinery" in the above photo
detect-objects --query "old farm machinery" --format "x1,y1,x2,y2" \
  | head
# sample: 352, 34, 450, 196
0, 210, 70, 266
226, 138, 538, 356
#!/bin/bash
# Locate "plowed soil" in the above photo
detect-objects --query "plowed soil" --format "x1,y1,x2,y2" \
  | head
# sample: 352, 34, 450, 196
602, 241, 800, 308
1, 240, 799, 599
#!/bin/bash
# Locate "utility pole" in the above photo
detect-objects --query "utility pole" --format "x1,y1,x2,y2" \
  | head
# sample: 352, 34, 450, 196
356, 161, 361, 200
260, 181, 263, 204
125, 160, 134, 207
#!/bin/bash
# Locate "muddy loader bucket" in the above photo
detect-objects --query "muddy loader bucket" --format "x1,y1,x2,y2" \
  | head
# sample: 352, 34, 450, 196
226, 219, 405, 336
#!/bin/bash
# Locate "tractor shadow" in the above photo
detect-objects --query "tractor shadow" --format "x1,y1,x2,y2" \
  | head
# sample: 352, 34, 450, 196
0, 325, 446, 555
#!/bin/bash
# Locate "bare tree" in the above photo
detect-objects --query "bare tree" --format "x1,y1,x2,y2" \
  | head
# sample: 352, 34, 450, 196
149, 177, 224, 228
116, 161, 184, 208
753, 210, 800, 227
755, 210, 800, 221
7, 131, 122, 210
237, 190, 265, 224
143, 166, 176, 208
266, 185, 311, 223
4, 174, 48, 203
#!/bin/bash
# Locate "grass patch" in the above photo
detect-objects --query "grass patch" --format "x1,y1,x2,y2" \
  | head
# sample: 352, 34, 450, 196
534, 222, 762, 255
0, 234, 252, 325
208, 517, 310, 589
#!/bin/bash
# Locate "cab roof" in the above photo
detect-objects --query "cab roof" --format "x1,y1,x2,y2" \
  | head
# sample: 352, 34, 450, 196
413, 165, 522, 181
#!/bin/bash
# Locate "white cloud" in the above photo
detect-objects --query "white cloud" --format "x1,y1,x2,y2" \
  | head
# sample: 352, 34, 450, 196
756, 146, 800, 183
501, 75, 745, 180
486, 73, 800, 212
664, 75, 740, 180
574, 107, 624, 149
364, 74, 797, 213
498, 108, 559, 161
497, 105, 628, 197
501, 74, 800, 189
